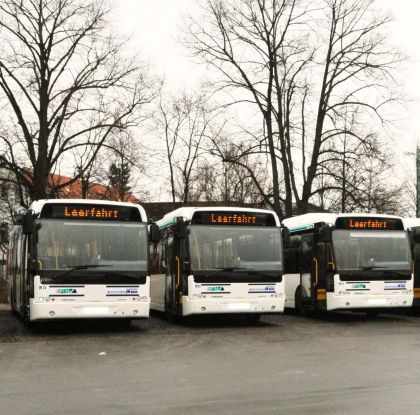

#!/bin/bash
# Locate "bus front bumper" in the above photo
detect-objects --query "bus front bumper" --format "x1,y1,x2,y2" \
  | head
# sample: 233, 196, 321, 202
326, 293, 413, 311
182, 296, 285, 316
29, 299, 150, 321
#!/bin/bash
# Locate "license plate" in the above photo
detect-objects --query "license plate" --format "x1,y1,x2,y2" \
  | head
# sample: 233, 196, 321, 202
367, 298, 387, 305
226, 303, 250, 310
79, 307, 110, 315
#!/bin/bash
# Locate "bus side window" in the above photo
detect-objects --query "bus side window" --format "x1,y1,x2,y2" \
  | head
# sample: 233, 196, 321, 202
285, 234, 300, 273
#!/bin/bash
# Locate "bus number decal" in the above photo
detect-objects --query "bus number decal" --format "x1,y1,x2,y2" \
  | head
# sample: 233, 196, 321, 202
106, 287, 139, 296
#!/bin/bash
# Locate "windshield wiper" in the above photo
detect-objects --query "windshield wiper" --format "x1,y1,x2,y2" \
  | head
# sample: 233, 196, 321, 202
244, 270, 282, 278
357, 266, 389, 270
103, 273, 144, 281
381, 269, 411, 276
48, 264, 111, 280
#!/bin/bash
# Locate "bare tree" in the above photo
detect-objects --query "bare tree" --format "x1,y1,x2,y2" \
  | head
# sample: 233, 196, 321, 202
191, 145, 270, 204
155, 88, 221, 203
208, 136, 275, 206
186, 0, 403, 217
0, 0, 155, 203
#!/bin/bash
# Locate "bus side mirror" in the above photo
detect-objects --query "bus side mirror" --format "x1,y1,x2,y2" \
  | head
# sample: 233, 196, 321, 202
0, 222, 8, 243
15, 211, 35, 235
174, 219, 187, 239
149, 223, 160, 243
282, 227, 290, 246
411, 227, 420, 244
322, 226, 332, 243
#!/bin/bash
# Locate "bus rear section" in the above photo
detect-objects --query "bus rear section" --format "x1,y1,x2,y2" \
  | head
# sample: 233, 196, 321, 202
8, 200, 152, 322
403, 218, 420, 306
150, 207, 286, 318
283, 213, 413, 313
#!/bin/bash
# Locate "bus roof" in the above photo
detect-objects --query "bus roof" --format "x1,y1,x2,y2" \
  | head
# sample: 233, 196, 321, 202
283, 212, 403, 232
157, 206, 280, 229
29, 199, 147, 222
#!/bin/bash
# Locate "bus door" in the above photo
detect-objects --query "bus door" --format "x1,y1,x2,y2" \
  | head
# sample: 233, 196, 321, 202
413, 242, 420, 304
12, 230, 26, 315
300, 233, 315, 307
169, 221, 189, 315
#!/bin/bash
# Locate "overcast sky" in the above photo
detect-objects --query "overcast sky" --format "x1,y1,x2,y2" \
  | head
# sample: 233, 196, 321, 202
110, 0, 420, 188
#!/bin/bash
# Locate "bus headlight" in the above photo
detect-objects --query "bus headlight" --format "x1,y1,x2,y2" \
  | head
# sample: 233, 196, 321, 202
38, 297, 44, 302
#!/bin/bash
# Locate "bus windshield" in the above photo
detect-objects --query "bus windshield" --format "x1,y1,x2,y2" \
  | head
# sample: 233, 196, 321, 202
332, 230, 411, 271
189, 225, 283, 272
37, 219, 148, 271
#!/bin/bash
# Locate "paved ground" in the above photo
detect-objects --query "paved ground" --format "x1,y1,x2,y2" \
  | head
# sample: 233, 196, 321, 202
1, 309, 420, 414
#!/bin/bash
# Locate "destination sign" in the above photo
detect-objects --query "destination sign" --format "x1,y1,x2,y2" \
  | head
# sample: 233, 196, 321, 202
191, 211, 276, 226
335, 217, 404, 231
40, 203, 142, 222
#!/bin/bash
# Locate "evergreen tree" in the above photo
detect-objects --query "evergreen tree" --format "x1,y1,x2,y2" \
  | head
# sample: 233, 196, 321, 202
108, 162, 132, 201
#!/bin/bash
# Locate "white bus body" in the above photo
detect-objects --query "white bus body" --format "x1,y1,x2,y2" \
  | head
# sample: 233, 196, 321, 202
8, 199, 151, 322
150, 207, 286, 317
283, 213, 413, 312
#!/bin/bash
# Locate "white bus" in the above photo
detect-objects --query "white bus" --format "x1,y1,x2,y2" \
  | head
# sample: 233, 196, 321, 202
150, 207, 286, 320
282, 213, 413, 314
6, 199, 159, 323
403, 218, 420, 306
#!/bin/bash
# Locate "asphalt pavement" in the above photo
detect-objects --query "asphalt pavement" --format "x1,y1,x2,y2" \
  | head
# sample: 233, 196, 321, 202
1, 309, 420, 414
